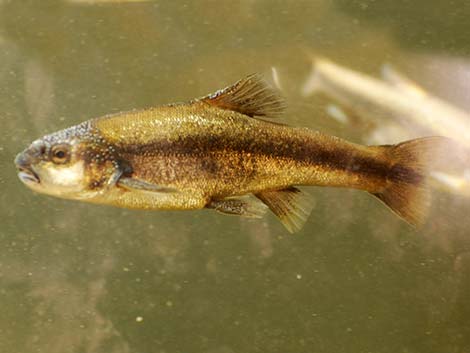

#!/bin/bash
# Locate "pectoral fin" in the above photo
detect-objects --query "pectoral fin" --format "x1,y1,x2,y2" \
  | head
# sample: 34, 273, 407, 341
107, 168, 123, 187
255, 187, 314, 233
199, 74, 286, 118
117, 177, 178, 193
207, 197, 268, 218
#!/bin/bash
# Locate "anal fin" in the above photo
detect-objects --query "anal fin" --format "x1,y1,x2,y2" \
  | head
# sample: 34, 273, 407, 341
255, 187, 314, 233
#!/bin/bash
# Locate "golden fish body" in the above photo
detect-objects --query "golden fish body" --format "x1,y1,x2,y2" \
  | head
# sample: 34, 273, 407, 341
15, 75, 445, 232
91, 103, 388, 206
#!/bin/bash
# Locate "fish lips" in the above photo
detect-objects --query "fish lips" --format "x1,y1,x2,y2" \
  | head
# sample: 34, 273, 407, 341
15, 153, 40, 184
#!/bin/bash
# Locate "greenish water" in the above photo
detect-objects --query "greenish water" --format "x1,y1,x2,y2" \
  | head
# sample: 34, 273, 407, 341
1, 1, 470, 352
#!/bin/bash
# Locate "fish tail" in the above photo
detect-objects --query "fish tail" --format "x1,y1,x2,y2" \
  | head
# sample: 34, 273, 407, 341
372, 136, 449, 226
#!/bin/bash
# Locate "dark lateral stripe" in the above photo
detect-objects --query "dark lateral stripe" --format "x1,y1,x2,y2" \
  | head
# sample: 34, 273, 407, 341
390, 164, 424, 185
117, 133, 421, 183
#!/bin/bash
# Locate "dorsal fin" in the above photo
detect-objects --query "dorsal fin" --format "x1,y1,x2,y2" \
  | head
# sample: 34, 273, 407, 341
200, 74, 286, 118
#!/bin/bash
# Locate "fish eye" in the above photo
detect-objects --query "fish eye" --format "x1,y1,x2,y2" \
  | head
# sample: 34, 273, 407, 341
50, 144, 70, 164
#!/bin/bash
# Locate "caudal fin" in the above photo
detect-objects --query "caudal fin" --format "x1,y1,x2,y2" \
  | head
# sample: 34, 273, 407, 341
372, 137, 449, 226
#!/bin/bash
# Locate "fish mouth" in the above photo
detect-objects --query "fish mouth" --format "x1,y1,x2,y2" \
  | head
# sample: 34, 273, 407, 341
18, 167, 40, 184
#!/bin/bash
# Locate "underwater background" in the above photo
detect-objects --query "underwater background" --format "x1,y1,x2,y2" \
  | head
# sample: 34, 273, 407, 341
1, 1, 470, 352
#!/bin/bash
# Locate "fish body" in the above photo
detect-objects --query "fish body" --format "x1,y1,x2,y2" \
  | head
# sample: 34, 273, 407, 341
15, 75, 444, 232
93, 103, 390, 199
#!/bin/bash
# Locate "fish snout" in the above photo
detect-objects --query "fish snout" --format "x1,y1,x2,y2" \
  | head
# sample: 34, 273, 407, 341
14, 141, 46, 184
14, 151, 30, 169
15, 140, 46, 166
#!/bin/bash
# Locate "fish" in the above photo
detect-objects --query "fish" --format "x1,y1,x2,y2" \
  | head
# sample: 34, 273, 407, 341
15, 74, 447, 233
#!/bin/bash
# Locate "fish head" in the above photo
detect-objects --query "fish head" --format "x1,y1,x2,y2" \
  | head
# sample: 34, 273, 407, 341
15, 122, 120, 199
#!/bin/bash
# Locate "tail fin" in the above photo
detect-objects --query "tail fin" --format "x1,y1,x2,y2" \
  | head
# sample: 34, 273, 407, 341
372, 137, 449, 226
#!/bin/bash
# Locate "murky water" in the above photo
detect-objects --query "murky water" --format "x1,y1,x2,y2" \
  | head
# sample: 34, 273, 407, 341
1, 1, 470, 352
